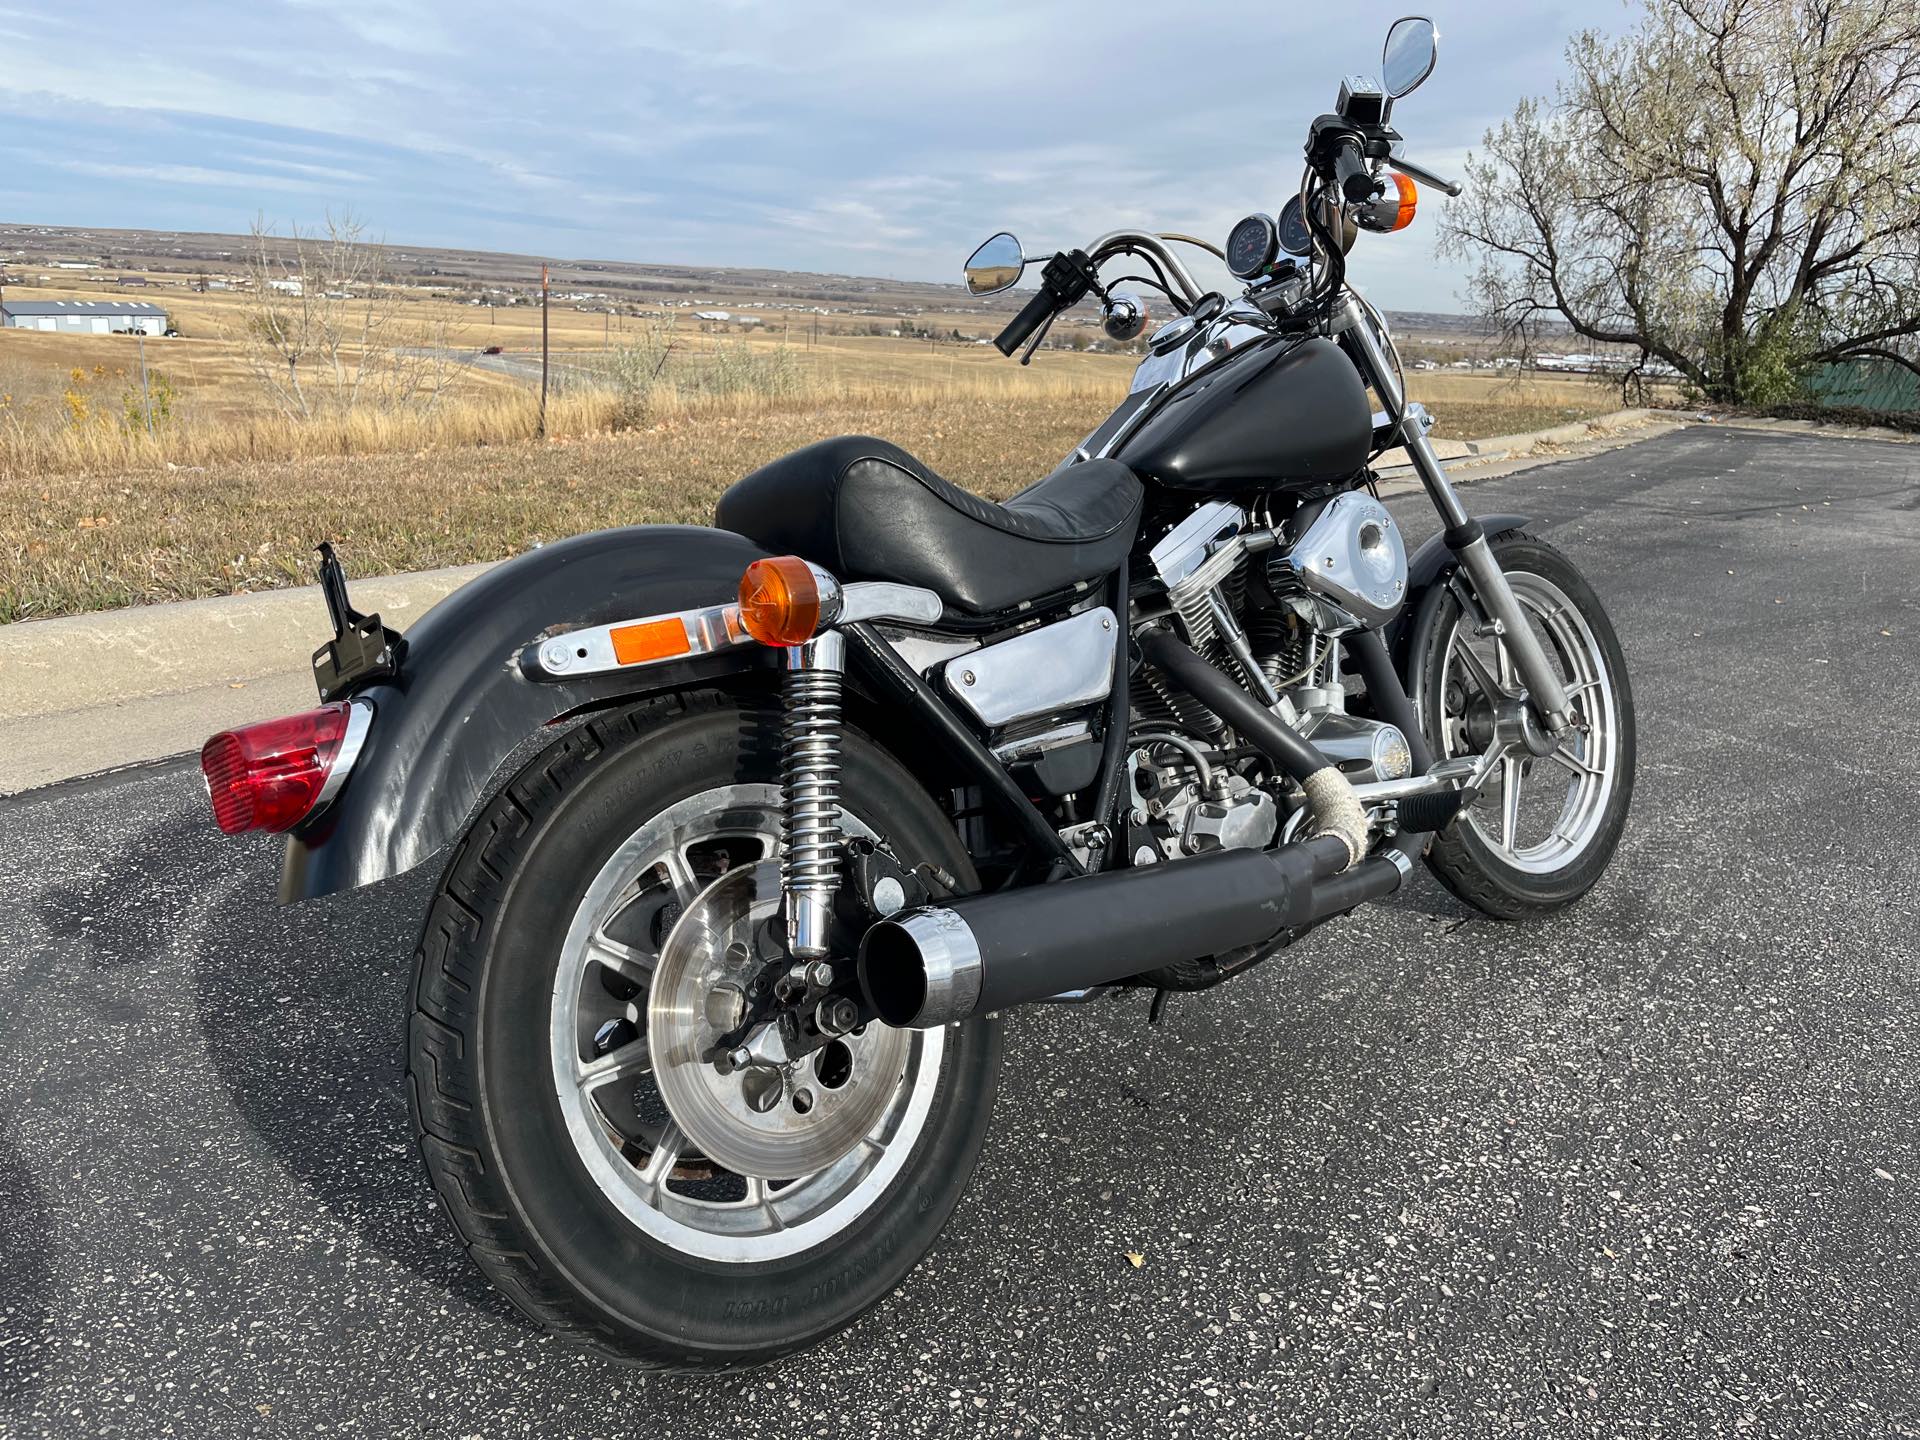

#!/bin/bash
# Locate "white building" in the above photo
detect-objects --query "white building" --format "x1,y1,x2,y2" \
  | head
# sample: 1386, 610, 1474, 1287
0, 299, 168, 335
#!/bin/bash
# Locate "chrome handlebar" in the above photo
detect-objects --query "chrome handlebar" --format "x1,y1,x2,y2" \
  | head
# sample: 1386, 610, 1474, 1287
1084, 230, 1209, 309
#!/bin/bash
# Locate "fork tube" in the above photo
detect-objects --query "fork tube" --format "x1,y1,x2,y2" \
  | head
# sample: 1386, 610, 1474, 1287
1332, 294, 1571, 730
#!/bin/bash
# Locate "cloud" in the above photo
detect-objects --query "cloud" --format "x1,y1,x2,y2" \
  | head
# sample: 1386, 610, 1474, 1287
0, 2, 1581, 307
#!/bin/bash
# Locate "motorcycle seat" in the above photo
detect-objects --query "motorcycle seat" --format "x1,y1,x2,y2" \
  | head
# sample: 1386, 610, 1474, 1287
715, 435, 1143, 615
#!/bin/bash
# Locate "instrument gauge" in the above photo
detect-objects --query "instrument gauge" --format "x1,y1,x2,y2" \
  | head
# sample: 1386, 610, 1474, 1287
1225, 213, 1279, 280
1276, 196, 1314, 258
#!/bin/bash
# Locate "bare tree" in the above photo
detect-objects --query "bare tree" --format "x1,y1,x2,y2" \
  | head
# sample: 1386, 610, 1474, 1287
1441, 0, 1920, 404
239, 212, 462, 418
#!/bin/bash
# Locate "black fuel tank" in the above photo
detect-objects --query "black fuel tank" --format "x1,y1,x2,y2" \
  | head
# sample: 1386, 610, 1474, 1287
1118, 336, 1373, 492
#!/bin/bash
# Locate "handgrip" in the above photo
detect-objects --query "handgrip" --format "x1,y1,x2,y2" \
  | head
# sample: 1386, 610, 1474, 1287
1332, 138, 1380, 203
994, 287, 1060, 357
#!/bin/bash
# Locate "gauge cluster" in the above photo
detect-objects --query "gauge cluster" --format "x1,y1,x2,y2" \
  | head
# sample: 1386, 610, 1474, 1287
1226, 199, 1316, 283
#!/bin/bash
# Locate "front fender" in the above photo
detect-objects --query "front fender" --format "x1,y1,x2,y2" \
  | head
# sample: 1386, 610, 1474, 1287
281, 524, 772, 902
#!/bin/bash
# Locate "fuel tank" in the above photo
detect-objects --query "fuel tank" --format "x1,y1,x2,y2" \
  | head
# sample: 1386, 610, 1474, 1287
1118, 336, 1373, 493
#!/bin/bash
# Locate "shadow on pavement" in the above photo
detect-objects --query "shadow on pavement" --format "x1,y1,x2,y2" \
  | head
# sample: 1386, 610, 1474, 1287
0, 1128, 56, 1404
193, 853, 531, 1328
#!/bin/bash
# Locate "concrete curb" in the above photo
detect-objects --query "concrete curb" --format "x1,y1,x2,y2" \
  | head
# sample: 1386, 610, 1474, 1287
0, 562, 495, 723
1373, 407, 1659, 474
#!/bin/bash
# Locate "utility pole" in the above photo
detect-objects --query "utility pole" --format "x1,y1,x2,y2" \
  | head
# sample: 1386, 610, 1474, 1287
538, 263, 550, 438
136, 331, 154, 435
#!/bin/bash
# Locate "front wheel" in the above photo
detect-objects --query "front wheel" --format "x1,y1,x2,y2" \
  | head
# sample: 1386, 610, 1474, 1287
1412, 530, 1636, 919
407, 693, 1000, 1369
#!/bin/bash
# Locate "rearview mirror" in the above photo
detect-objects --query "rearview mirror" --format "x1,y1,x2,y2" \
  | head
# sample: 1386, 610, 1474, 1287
964, 232, 1025, 296
1382, 16, 1437, 99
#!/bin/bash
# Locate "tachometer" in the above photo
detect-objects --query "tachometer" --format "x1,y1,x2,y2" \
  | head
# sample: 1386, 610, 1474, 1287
1276, 196, 1313, 258
1225, 213, 1278, 280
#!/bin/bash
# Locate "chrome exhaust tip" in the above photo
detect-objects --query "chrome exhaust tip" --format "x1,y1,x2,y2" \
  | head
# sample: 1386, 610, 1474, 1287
858, 908, 983, 1029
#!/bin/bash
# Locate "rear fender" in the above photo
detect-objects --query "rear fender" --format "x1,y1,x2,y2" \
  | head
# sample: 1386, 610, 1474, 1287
280, 525, 773, 902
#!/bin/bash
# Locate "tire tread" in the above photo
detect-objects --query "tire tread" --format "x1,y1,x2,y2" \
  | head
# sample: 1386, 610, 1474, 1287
405, 692, 712, 1368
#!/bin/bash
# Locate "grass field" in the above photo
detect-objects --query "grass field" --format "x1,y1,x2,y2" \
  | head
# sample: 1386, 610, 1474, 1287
0, 282, 1629, 622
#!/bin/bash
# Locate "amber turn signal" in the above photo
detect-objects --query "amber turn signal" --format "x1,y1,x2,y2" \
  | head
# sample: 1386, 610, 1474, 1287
1384, 171, 1418, 231
738, 555, 823, 646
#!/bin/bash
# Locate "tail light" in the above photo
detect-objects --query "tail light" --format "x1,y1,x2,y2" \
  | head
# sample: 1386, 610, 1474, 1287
739, 555, 828, 646
201, 701, 370, 835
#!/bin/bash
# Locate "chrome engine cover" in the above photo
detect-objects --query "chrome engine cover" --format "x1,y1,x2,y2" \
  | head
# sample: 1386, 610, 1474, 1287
1278, 492, 1408, 630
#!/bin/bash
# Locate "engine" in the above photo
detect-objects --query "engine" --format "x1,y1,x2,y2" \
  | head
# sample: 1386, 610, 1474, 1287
1128, 493, 1413, 862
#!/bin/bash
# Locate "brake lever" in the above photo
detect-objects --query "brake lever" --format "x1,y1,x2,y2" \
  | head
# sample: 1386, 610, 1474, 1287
1019, 309, 1058, 366
1386, 151, 1463, 198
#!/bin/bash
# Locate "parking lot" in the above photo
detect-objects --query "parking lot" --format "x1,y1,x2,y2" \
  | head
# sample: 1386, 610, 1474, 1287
2, 426, 1917, 1437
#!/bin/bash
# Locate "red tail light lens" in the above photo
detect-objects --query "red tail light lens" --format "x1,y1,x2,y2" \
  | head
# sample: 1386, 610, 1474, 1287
202, 703, 355, 835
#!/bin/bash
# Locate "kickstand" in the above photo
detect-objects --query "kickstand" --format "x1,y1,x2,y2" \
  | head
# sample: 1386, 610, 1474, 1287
1148, 988, 1170, 1027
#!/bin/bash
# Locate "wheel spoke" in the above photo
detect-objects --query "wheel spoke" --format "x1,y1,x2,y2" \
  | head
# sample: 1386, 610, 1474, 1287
744, 1176, 787, 1229
580, 1033, 652, 1089
660, 848, 705, 907
1500, 755, 1524, 851
1547, 743, 1602, 780
585, 932, 655, 986
1451, 634, 1506, 700
640, 1123, 684, 1188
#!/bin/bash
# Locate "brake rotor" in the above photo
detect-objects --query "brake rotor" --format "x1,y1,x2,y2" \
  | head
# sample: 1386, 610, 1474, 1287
647, 860, 909, 1180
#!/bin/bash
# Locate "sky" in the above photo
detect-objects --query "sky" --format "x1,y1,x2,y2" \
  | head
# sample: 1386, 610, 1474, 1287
0, 2, 1598, 312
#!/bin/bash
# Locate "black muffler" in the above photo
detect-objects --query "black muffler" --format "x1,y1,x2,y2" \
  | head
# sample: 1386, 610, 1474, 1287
858, 837, 1408, 1029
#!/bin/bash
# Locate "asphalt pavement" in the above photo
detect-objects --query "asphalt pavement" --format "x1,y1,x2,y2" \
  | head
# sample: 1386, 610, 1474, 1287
2, 426, 1917, 1438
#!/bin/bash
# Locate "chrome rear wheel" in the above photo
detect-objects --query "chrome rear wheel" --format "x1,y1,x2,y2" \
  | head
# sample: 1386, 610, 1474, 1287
550, 790, 944, 1263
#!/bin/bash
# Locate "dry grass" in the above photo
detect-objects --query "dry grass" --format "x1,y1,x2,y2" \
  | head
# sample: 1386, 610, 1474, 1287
0, 385, 1122, 622
0, 304, 1631, 622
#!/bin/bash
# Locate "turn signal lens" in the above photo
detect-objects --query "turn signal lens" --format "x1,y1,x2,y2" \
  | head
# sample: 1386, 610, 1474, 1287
1385, 171, 1418, 231
201, 704, 352, 835
738, 555, 822, 646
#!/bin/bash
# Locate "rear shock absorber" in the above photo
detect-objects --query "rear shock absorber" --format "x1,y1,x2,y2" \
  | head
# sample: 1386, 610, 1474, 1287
781, 632, 845, 958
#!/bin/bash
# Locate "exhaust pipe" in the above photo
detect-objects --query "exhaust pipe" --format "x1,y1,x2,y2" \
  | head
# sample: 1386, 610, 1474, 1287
859, 839, 1409, 1029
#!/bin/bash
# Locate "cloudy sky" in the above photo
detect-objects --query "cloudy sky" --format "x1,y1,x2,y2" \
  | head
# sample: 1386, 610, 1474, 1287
0, 2, 1595, 310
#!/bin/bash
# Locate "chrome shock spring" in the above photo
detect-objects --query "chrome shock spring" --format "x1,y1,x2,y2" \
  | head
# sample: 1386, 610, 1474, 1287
781, 635, 845, 958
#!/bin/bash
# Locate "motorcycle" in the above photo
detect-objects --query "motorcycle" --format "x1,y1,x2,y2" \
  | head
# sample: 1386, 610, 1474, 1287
200, 16, 1633, 1369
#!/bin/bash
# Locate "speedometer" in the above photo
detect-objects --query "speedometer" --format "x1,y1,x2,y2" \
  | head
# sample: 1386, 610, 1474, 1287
1276, 196, 1313, 258
1225, 213, 1278, 280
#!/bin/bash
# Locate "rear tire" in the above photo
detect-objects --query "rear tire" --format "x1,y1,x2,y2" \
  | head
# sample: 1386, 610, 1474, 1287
407, 693, 1000, 1369
1412, 530, 1636, 920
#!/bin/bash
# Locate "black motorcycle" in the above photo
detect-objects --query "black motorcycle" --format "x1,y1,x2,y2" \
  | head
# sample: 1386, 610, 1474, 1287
201, 16, 1633, 1369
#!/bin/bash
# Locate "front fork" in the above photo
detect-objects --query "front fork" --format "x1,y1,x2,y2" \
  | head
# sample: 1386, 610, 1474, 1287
1333, 294, 1572, 732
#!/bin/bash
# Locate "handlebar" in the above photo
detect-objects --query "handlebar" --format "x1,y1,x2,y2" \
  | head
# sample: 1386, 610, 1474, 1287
994, 287, 1060, 357
1386, 151, 1462, 198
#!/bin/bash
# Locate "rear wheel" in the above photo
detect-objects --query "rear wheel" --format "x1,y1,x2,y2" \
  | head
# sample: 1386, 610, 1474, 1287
1413, 531, 1636, 919
407, 693, 999, 1369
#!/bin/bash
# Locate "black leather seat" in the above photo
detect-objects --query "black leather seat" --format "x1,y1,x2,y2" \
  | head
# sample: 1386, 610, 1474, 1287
715, 435, 1143, 615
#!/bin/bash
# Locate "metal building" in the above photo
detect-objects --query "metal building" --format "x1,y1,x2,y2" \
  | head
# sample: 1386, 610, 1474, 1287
0, 299, 168, 336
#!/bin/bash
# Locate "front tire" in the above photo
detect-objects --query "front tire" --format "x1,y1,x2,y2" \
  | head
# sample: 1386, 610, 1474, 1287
1412, 530, 1636, 919
407, 693, 1000, 1369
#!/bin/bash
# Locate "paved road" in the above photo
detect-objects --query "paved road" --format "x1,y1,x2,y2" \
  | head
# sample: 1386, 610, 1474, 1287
2, 427, 1918, 1438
